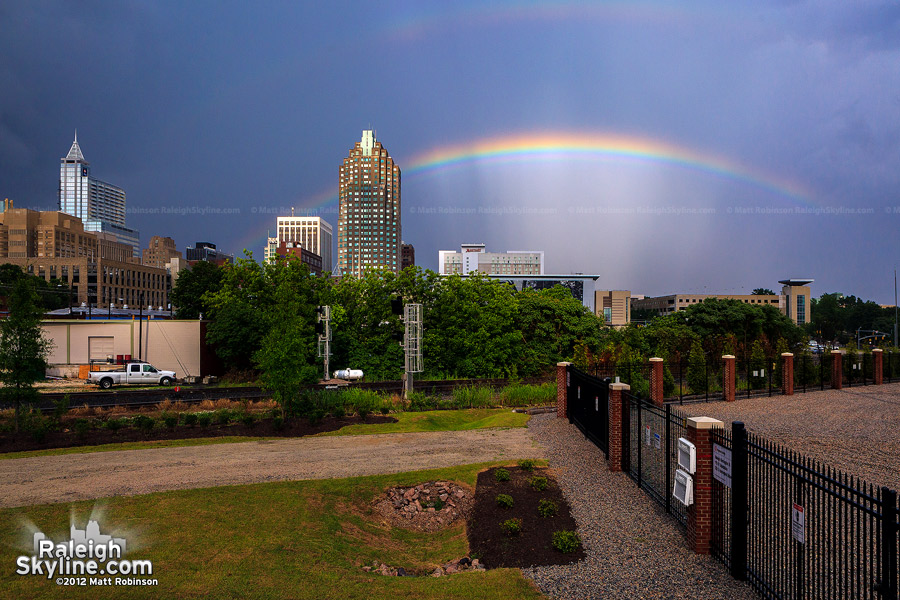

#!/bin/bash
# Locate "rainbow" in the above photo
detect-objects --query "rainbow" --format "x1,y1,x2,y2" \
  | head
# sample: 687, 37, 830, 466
237, 131, 811, 254
404, 132, 810, 202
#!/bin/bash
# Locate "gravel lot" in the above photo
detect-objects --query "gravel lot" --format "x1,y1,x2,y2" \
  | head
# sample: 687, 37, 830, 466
523, 414, 757, 600
0, 428, 539, 508
676, 382, 900, 491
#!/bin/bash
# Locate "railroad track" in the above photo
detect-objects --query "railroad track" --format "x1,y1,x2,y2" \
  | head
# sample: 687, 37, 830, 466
13, 377, 549, 413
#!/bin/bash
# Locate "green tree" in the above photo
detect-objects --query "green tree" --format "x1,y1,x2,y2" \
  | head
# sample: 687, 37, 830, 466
0, 263, 72, 311
752, 288, 775, 295
686, 339, 708, 395
0, 278, 52, 431
749, 340, 766, 389
170, 261, 224, 319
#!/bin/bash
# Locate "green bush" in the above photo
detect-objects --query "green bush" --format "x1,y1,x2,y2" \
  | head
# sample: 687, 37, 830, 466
452, 385, 493, 408
500, 518, 522, 536
518, 458, 536, 472
52, 395, 71, 421
552, 530, 581, 553
331, 405, 346, 419
496, 494, 514, 509
182, 413, 198, 427
240, 413, 255, 427
72, 418, 91, 439
529, 476, 548, 491
407, 391, 436, 412
163, 414, 178, 429
104, 418, 124, 433
501, 383, 554, 407
494, 468, 511, 482
134, 415, 155, 433
215, 409, 232, 425
538, 499, 558, 518
196, 413, 211, 427
307, 409, 325, 426
272, 415, 284, 430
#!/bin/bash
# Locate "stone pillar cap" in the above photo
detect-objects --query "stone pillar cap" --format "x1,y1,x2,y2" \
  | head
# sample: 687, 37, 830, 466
609, 382, 631, 391
873, 348, 883, 353
831, 350, 843, 355
722, 354, 736, 359
557, 362, 572, 366
649, 357, 664, 362
687, 416, 724, 430
781, 352, 794, 357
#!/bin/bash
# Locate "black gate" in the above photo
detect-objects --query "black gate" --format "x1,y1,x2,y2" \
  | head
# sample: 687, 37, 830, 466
567, 366, 610, 457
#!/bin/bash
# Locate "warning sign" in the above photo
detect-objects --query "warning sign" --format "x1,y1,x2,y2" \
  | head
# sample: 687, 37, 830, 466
713, 444, 732, 488
792, 504, 805, 544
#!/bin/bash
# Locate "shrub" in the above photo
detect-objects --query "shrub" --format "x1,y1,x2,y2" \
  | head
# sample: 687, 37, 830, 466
452, 385, 493, 408
496, 494, 514, 509
552, 530, 581, 553
500, 518, 522, 536
182, 413, 198, 427
104, 418, 124, 433
530, 476, 548, 492
538, 499, 558, 518
494, 468, 510, 482
73, 418, 91, 439
332, 405, 346, 419
518, 458, 536, 472
196, 413, 211, 427
52, 395, 71, 421
215, 409, 232, 425
240, 413, 255, 427
163, 414, 178, 429
272, 415, 284, 430
135, 415, 156, 433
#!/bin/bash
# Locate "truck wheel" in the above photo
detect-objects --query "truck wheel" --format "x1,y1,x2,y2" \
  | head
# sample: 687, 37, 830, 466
160, 377, 173, 386
100, 378, 113, 390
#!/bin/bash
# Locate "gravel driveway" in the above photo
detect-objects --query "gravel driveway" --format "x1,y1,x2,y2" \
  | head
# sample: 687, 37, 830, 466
0, 428, 540, 508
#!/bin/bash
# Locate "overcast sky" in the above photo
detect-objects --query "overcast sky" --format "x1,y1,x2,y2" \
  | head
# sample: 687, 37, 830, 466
1, 1, 899, 302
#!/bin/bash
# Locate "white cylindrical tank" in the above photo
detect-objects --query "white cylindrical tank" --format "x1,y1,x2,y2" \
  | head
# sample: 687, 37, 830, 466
333, 369, 364, 380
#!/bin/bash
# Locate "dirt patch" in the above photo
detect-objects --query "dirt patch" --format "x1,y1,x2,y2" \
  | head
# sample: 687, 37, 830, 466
0, 415, 397, 454
372, 480, 475, 532
467, 466, 584, 568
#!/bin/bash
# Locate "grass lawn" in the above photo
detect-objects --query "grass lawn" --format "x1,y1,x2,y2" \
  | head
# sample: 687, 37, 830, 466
0, 464, 546, 600
1, 409, 529, 461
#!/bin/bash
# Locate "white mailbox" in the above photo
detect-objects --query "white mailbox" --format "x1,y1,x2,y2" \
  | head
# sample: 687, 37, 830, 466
673, 469, 694, 506
677, 437, 696, 474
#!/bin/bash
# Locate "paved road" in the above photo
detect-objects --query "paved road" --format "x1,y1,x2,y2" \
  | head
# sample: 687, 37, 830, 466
0, 429, 542, 508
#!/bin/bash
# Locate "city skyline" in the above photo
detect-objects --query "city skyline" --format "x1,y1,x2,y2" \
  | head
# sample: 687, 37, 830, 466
1, 2, 899, 302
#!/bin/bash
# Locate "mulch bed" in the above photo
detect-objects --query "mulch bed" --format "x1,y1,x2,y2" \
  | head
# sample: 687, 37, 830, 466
467, 465, 585, 568
0, 415, 397, 454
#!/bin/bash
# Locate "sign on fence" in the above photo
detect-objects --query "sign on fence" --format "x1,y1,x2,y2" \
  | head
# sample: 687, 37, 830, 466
792, 504, 805, 544
713, 443, 732, 488
653, 433, 661, 450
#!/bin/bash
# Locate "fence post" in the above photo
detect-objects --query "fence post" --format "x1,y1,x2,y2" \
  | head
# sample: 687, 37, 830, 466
687, 416, 724, 555
831, 351, 843, 390
874, 349, 884, 385
557, 362, 571, 419
879, 487, 898, 600
723, 355, 736, 402
607, 382, 630, 472
781, 353, 794, 396
650, 357, 664, 407
731, 421, 748, 580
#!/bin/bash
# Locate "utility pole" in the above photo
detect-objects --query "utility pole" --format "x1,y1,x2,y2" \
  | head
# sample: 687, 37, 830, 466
317, 306, 331, 381
894, 269, 898, 349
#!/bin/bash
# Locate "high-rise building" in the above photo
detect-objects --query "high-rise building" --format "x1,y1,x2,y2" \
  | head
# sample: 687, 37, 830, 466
438, 244, 544, 276
337, 130, 401, 276
143, 236, 182, 269
185, 242, 233, 266
401, 242, 415, 270
58, 132, 140, 256
273, 216, 332, 271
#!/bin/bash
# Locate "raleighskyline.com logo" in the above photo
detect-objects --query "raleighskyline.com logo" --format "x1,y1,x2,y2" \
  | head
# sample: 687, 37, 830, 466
16, 519, 157, 587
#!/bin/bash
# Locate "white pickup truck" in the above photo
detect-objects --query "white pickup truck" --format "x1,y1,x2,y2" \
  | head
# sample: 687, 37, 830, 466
88, 362, 177, 389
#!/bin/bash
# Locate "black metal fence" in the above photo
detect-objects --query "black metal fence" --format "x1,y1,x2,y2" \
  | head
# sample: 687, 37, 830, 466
585, 351, 900, 405
567, 367, 610, 457
710, 422, 899, 600
624, 392, 690, 528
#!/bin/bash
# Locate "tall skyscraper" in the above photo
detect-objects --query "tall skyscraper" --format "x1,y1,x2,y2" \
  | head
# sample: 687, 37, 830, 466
59, 132, 140, 256
337, 130, 401, 276
273, 215, 332, 271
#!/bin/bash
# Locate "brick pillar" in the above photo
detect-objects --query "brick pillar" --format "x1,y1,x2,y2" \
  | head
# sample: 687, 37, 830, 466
781, 353, 794, 396
649, 357, 664, 407
722, 355, 736, 402
686, 416, 724, 555
873, 349, 883, 385
607, 382, 630, 472
556, 362, 571, 418
831, 351, 842, 390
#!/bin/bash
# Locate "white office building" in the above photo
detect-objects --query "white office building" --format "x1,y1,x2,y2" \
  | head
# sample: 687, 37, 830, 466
438, 244, 544, 276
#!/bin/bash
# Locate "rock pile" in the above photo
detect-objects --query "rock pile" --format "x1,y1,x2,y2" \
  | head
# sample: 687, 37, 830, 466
373, 480, 474, 532
362, 557, 485, 577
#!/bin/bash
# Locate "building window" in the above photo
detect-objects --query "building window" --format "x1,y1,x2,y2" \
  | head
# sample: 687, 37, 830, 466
797, 295, 806, 325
